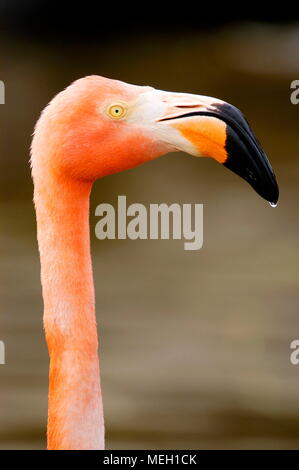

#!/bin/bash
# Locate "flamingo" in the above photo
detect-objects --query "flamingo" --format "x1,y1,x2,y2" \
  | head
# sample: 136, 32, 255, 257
31, 75, 279, 450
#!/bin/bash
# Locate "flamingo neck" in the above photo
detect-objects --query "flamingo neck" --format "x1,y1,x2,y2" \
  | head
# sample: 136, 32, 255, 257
34, 174, 104, 450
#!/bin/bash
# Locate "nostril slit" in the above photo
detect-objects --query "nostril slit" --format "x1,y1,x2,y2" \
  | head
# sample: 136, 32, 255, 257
176, 104, 199, 108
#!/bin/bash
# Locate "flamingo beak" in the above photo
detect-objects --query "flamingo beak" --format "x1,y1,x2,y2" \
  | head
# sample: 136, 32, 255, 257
153, 93, 279, 205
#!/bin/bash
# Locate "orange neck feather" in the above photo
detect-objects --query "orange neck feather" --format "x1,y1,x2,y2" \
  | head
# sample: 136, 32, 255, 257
33, 172, 104, 449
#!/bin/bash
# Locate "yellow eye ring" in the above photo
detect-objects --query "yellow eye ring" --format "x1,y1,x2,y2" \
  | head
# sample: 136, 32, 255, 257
106, 103, 127, 119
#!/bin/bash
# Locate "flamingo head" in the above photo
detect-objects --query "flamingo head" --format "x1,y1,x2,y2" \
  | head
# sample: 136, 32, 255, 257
33, 75, 279, 205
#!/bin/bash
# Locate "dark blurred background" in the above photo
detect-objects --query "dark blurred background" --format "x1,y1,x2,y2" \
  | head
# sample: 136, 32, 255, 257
1, 1, 299, 449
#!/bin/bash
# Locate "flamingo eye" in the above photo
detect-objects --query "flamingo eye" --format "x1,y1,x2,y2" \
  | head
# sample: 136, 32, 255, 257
107, 103, 127, 119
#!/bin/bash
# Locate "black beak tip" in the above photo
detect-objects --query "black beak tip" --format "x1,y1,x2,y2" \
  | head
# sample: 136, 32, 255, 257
262, 179, 279, 207
253, 168, 279, 206
269, 181, 279, 206
224, 149, 280, 207
216, 103, 280, 208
